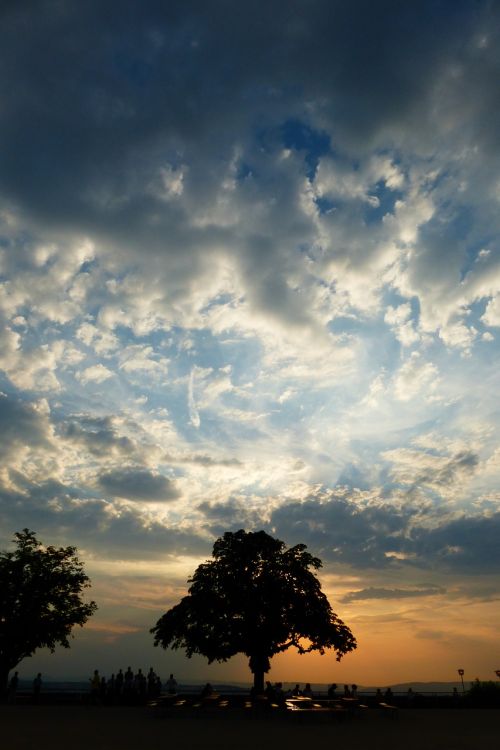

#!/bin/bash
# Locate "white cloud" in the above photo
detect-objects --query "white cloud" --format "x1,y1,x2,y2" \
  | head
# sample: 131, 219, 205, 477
393, 352, 440, 402
77, 364, 114, 385
384, 303, 420, 346
0, 331, 68, 392
439, 321, 477, 353
155, 164, 186, 200
482, 295, 500, 327
384, 303, 412, 327
76, 322, 119, 354
382, 445, 479, 497
314, 154, 404, 207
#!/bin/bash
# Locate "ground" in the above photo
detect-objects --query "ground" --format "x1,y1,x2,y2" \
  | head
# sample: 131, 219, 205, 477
1, 706, 498, 750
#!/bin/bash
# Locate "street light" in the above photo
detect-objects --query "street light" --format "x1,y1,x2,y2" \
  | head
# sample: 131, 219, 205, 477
458, 669, 465, 693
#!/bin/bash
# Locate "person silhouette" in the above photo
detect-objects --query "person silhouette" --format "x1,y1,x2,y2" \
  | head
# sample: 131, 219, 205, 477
165, 673, 178, 694
8, 671, 19, 704
100, 675, 107, 702
147, 667, 156, 698
201, 682, 214, 698
115, 669, 124, 702
124, 667, 133, 702
33, 672, 42, 703
274, 682, 285, 705
135, 669, 146, 701
302, 683, 313, 698
264, 681, 276, 700
90, 670, 100, 704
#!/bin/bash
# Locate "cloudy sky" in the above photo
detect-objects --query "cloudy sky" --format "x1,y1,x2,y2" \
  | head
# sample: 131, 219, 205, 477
1, 0, 499, 685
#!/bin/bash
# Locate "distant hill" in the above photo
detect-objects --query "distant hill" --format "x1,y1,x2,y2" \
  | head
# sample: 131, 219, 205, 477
17, 678, 468, 695
357, 681, 466, 694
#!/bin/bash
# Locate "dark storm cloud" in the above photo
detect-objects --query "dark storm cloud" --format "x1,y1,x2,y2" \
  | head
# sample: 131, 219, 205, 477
410, 512, 500, 572
341, 584, 445, 603
0, 480, 95, 556
0, 484, 207, 560
0, 393, 51, 458
74, 504, 206, 559
197, 498, 264, 538
62, 416, 135, 456
450, 583, 500, 603
0, 0, 491, 236
269, 494, 414, 567
98, 467, 180, 501
269, 493, 500, 574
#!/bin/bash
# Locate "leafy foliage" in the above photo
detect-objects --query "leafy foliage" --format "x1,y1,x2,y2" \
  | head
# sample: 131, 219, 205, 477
0, 529, 97, 678
466, 679, 500, 707
152, 530, 356, 684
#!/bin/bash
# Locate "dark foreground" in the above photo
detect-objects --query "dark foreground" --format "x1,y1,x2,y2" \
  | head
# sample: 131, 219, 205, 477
1, 705, 499, 750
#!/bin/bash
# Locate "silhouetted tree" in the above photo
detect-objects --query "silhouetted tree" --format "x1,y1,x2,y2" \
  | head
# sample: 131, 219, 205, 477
151, 529, 356, 692
0, 529, 97, 695
466, 679, 500, 708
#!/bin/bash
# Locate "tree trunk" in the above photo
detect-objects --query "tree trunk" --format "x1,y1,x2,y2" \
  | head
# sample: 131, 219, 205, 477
249, 653, 270, 695
253, 668, 265, 694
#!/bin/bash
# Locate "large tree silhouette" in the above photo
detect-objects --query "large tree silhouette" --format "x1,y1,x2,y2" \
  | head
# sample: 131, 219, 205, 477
151, 529, 356, 691
0, 529, 97, 694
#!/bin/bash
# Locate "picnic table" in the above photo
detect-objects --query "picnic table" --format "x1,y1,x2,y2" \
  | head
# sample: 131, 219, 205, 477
285, 697, 348, 721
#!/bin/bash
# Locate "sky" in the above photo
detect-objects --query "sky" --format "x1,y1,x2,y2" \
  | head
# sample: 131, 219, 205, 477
1, 0, 499, 686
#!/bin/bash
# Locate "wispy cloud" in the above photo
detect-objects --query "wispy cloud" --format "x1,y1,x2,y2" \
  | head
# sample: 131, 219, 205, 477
188, 369, 200, 428
341, 585, 446, 603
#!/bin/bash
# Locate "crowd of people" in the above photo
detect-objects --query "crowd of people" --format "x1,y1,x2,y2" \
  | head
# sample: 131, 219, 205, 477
326, 683, 359, 698
260, 681, 397, 704
4, 671, 476, 712
256, 681, 317, 705
6, 671, 42, 704
5, 671, 444, 709
89, 668, 177, 704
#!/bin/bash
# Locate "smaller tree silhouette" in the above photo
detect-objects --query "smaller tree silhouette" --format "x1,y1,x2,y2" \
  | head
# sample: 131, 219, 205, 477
466, 679, 500, 708
0, 529, 97, 694
151, 529, 356, 691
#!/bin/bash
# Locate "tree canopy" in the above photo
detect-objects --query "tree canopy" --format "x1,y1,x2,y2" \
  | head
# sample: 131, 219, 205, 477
0, 529, 97, 691
151, 529, 356, 690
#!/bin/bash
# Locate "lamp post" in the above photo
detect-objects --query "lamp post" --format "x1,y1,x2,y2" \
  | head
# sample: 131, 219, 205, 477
458, 669, 465, 693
